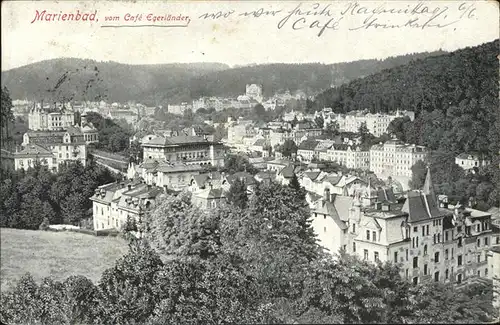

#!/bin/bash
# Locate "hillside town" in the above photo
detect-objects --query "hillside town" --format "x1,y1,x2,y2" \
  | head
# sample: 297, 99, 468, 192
2, 79, 498, 298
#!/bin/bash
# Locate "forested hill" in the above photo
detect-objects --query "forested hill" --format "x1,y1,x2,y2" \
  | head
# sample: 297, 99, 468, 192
0, 59, 229, 106
1, 51, 445, 105
186, 51, 446, 99
313, 39, 499, 157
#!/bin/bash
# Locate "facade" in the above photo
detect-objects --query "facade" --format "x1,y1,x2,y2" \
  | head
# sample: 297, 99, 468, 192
80, 112, 99, 144
168, 103, 192, 115
455, 153, 491, 170
91, 180, 163, 231
28, 104, 75, 131
311, 169, 498, 286
487, 246, 500, 312
297, 139, 320, 162
370, 140, 427, 178
141, 135, 225, 167
333, 110, 415, 137
13, 144, 56, 171
325, 144, 370, 169
17, 127, 88, 172
129, 160, 205, 191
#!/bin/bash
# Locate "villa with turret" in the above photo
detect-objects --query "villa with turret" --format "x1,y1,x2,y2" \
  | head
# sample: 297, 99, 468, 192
12, 102, 99, 172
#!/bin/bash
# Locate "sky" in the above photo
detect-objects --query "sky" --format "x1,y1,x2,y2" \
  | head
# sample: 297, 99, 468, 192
2, 0, 499, 70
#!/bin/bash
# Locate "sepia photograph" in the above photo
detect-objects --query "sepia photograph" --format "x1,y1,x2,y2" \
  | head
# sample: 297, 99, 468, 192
1, 0, 499, 323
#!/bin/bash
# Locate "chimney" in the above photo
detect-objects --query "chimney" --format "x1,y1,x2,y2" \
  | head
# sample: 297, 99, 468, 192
127, 184, 132, 191
323, 188, 330, 202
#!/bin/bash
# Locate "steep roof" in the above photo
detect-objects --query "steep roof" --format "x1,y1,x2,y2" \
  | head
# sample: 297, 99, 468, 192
313, 195, 354, 230
194, 188, 225, 199
14, 144, 53, 157
376, 187, 397, 203
304, 171, 321, 181
401, 191, 452, 223
298, 139, 319, 150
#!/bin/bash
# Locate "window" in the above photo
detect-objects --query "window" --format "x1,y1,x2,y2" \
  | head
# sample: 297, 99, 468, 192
366, 230, 370, 241
406, 249, 409, 261
424, 264, 428, 275
458, 226, 462, 232
352, 223, 356, 233
364, 249, 369, 261
373, 231, 377, 242
477, 239, 481, 247
433, 234, 436, 244
374, 251, 379, 262
477, 224, 480, 232
413, 256, 418, 268
484, 237, 489, 246
434, 252, 440, 263
416, 237, 419, 247
413, 277, 418, 285
422, 226, 425, 237
424, 245, 428, 255
445, 231, 449, 241
452, 247, 454, 259
405, 269, 409, 279
426, 225, 430, 235
394, 251, 398, 263
353, 242, 356, 253
497, 236, 500, 245
413, 226, 418, 233
485, 268, 489, 276
434, 271, 440, 282
477, 254, 481, 263
445, 249, 449, 260
458, 255, 463, 266
478, 270, 481, 277
437, 233, 441, 243
457, 274, 462, 284
458, 237, 463, 247
445, 269, 449, 279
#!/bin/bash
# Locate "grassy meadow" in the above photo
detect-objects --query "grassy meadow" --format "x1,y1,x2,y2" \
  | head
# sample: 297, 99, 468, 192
0, 228, 129, 291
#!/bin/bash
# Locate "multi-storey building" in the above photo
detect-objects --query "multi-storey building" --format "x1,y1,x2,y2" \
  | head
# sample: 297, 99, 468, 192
334, 110, 415, 137
487, 245, 500, 312
28, 103, 75, 131
326, 144, 370, 170
455, 153, 491, 170
370, 139, 427, 182
91, 180, 163, 231
311, 169, 497, 285
16, 126, 88, 172
140, 134, 225, 167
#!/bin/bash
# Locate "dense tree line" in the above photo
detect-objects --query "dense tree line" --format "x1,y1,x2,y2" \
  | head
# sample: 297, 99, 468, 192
411, 153, 500, 209
85, 112, 132, 153
2, 52, 445, 105
0, 161, 119, 229
1, 59, 228, 105
314, 40, 499, 158
1, 180, 497, 324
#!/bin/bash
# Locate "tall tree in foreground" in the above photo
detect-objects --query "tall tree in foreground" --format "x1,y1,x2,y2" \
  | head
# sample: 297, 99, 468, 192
226, 178, 248, 209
